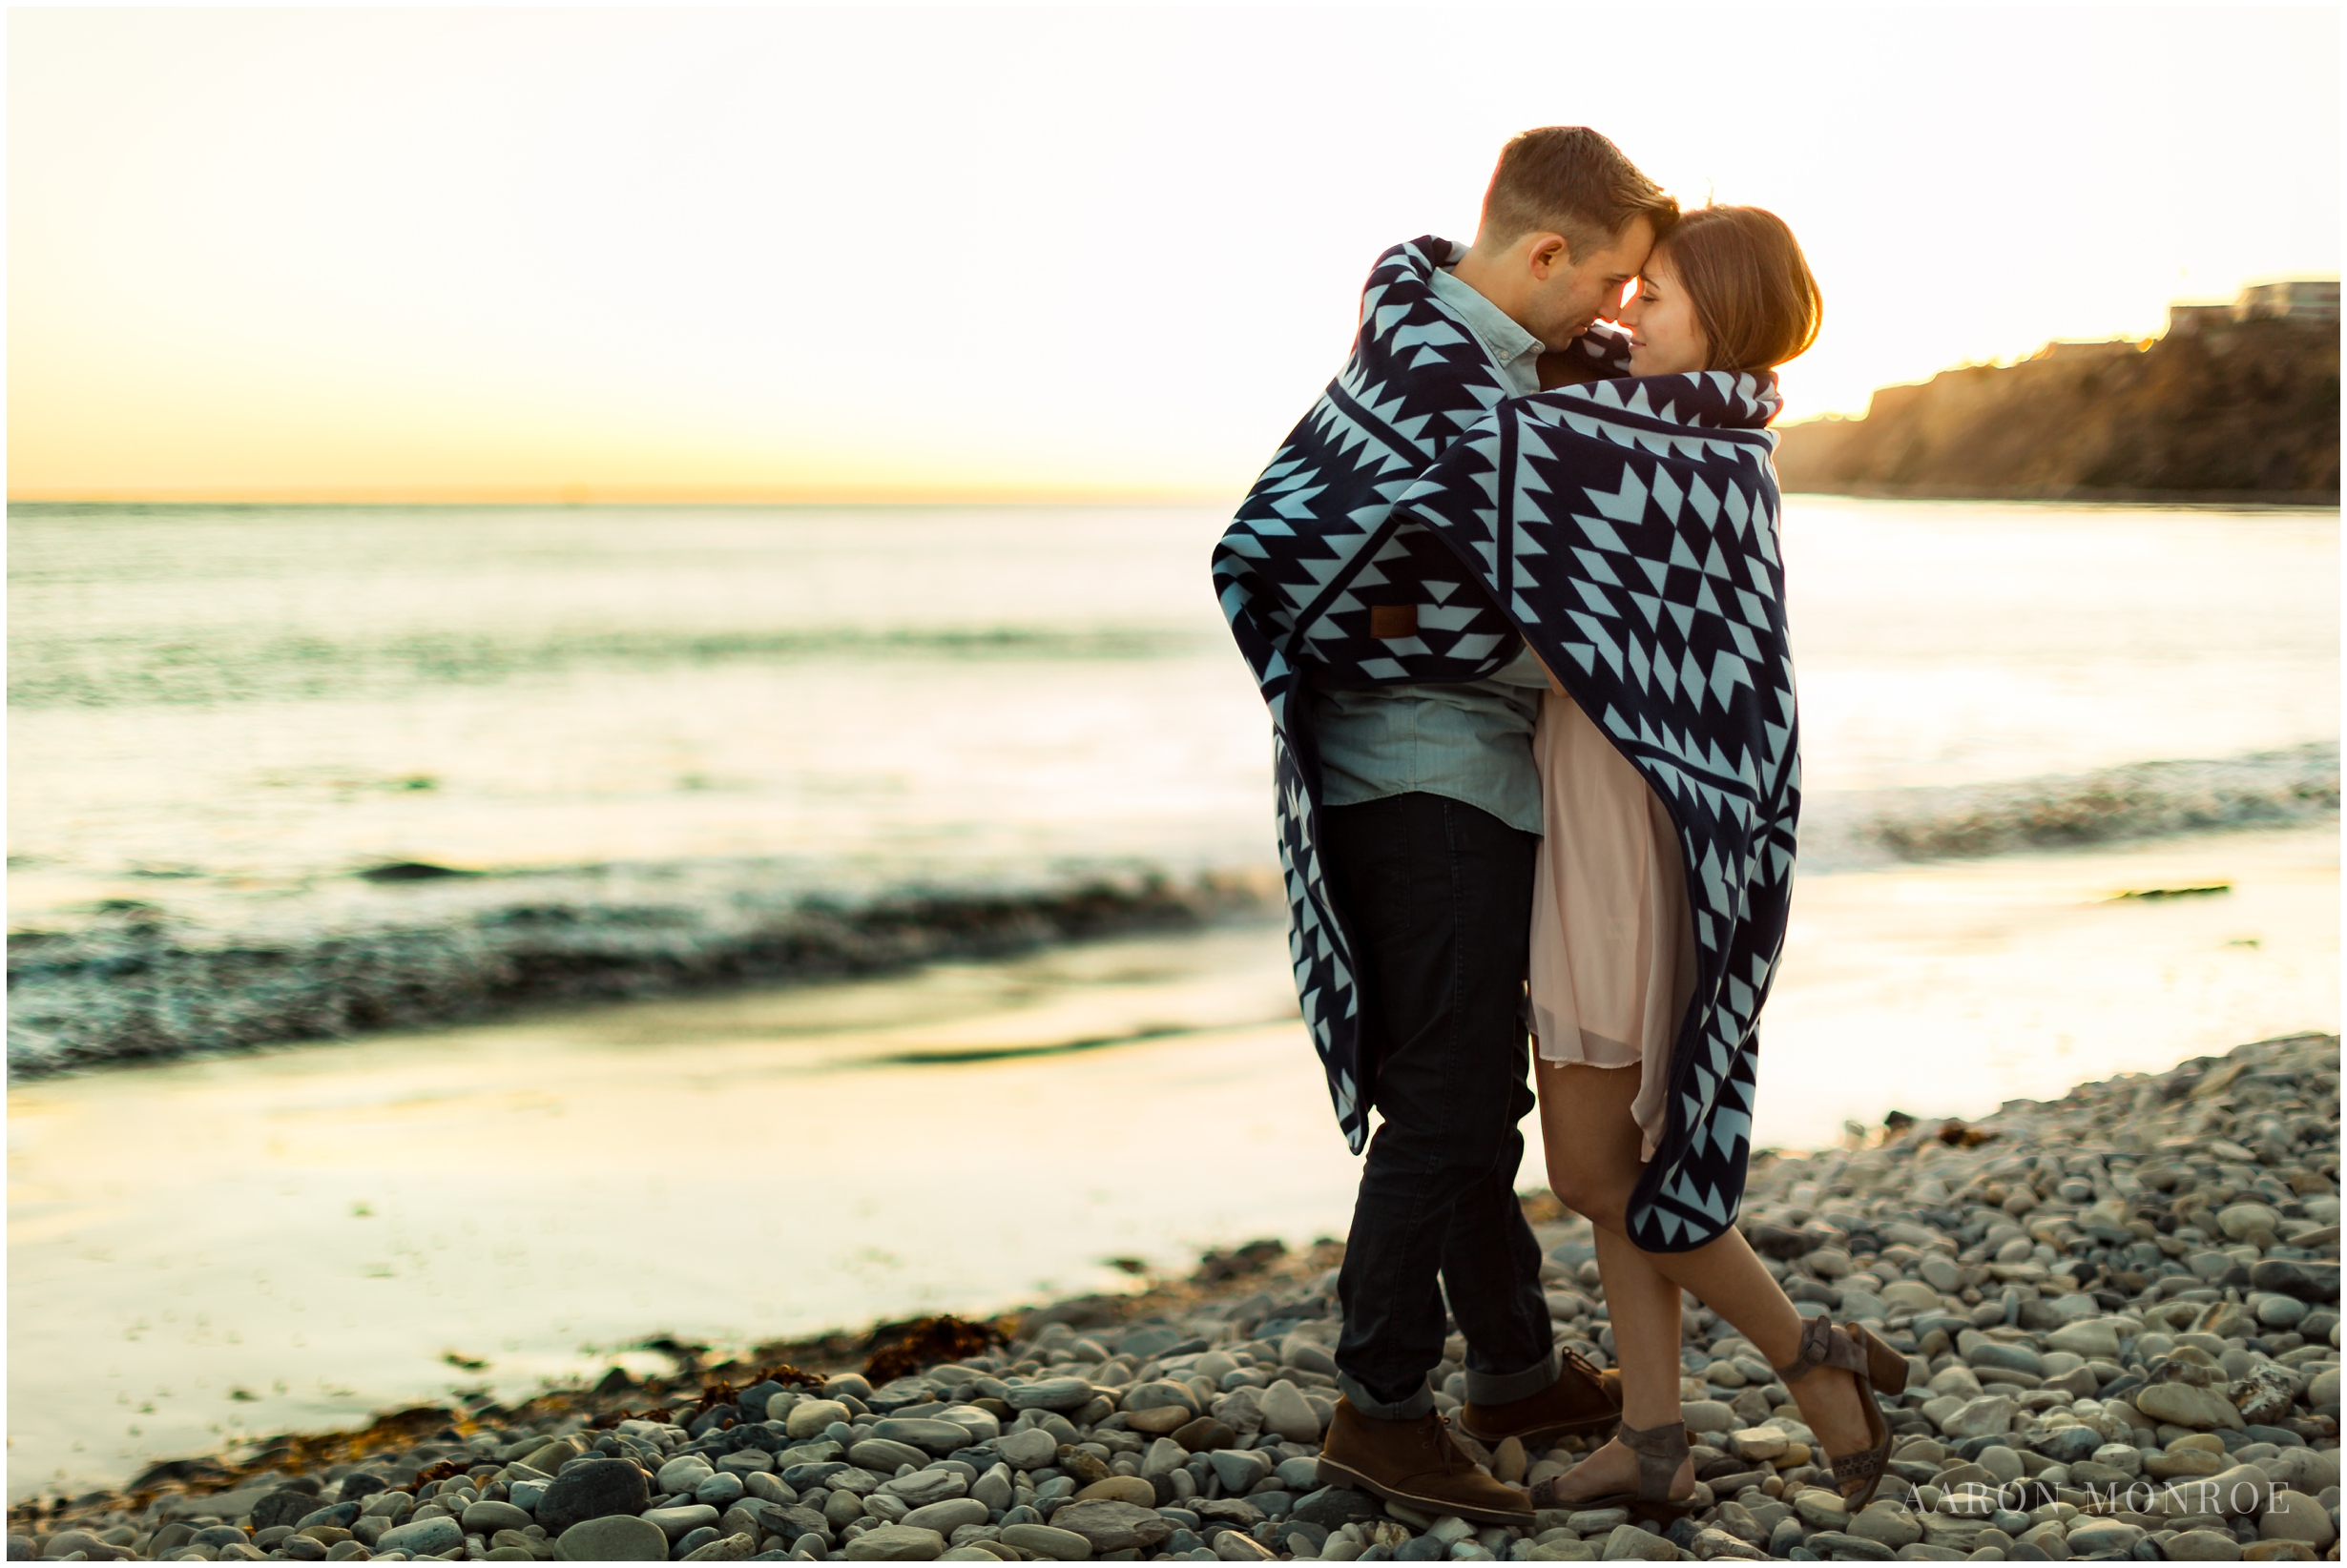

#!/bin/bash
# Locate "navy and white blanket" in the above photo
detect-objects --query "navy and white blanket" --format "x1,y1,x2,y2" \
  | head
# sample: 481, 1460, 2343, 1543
1212, 236, 1799, 1251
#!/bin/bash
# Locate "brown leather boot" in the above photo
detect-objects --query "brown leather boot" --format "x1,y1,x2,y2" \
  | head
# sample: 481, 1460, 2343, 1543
1315, 1396, 1533, 1525
1456, 1349, 1622, 1444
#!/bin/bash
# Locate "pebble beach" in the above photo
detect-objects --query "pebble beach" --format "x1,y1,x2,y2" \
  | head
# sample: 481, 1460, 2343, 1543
10, 1031, 2338, 1565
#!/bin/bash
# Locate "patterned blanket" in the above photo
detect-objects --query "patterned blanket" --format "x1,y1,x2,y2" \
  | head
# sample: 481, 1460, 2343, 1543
1212, 236, 1799, 1250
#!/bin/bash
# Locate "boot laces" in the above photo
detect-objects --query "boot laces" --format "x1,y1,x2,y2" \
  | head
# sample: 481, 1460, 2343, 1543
1418, 1412, 1468, 1471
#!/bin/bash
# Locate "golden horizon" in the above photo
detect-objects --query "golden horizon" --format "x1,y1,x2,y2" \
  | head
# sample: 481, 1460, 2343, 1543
10, 11, 2336, 499
5, 482, 1236, 507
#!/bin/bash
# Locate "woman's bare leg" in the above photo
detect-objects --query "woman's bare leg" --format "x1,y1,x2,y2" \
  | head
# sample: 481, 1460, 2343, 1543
1537, 1063, 1692, 1502
1536, 1058, 1875, 1489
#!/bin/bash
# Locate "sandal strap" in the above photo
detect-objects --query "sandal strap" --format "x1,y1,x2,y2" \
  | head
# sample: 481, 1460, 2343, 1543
1782, 1317, 1900, 1512
1612, 1418, 1688, 1502
1830, 1435, 1894, 1507
1528, 1420, 1690, 1511
1831, 1449, 1882, 1484
1773, 1313, 1862, 1386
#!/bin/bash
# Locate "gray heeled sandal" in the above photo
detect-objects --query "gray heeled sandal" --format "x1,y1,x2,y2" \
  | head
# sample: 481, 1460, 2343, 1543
1773, 1314, 1910, 1509
1527, 1418, 1698, 1524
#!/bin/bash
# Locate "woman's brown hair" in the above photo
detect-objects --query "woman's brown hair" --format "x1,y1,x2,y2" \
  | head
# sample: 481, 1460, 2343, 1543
1657, 206, 1822, 373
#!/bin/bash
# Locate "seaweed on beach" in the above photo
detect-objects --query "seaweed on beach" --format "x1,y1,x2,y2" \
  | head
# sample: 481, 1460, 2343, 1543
1934, 1117, 2003, 1147
759, 1363, 825, 1390
690, 1379, 742, 1415
409, 1457, 491, 1487
862, 1315, 1007, 1385
1192, 1236, 1286, 1284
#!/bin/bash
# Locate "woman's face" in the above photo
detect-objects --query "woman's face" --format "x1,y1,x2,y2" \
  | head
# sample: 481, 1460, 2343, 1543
1618, 254, 1710, 377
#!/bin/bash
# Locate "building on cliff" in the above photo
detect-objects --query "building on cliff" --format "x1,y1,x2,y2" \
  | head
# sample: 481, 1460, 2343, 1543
2172, 280, 2337, 334
2237, 279, 2339, 326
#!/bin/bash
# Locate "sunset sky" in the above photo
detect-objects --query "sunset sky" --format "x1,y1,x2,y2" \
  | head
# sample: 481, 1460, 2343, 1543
10, 7, 2339, 503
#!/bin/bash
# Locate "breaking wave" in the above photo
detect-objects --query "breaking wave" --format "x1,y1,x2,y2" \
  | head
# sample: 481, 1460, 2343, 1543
1799, 742, 2337, 869
9, 744, 2332, 1078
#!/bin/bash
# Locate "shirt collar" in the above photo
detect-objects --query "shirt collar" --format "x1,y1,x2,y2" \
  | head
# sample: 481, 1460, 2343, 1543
1427, 266, 1545, 389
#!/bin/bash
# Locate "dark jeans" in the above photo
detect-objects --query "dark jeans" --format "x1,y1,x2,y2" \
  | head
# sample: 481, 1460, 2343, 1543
1322, 792, 1557, 1418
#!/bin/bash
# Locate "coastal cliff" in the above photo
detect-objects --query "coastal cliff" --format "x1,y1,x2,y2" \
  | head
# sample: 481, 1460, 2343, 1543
1776, 318, 2339, 503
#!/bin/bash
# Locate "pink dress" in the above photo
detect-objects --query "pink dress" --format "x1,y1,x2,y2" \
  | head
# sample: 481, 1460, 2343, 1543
1528, 689, 1697, 1160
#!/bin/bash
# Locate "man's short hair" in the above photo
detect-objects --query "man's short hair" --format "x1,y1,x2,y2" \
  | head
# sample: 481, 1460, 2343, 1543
1479, 127, 1678, 259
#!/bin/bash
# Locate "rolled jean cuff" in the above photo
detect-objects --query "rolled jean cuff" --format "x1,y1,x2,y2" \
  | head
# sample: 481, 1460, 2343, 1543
1338, 1372, 1435, 1421
1464, 1348, 1558, 1407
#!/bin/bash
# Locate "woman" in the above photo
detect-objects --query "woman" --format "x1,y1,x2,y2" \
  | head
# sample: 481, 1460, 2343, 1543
1523, 207, 1905, 1519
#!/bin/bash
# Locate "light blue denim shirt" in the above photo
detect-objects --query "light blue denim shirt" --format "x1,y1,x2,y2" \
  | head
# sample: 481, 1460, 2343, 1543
1310, 266, 1552, 835
1425, 267, 1547, 398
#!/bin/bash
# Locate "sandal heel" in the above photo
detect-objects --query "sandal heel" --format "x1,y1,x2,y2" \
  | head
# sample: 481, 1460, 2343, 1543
1855, 1325, 1909, 1394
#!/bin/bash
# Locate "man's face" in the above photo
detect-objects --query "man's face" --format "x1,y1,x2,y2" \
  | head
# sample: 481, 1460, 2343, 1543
1525, 216, 1655, 349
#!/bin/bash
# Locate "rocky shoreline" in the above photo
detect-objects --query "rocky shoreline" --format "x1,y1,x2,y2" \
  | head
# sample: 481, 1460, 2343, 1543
10, 1032, 2339, 1564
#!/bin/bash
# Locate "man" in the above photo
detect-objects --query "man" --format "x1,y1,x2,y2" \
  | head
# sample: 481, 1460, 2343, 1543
1214, 128, 1676, 1523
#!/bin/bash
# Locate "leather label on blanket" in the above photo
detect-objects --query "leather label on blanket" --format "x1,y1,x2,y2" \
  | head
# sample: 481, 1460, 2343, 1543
1369, 604, 1419, 639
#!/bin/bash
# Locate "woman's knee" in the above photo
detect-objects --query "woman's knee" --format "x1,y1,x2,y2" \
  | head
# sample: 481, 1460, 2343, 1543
1543, 1149, 1627, 1228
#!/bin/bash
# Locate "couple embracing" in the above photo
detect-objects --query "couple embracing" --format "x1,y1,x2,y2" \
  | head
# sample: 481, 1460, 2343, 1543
1214, 129, 1907, 1526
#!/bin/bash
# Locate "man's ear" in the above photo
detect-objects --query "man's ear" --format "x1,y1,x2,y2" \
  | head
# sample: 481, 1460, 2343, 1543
1525, 233, 1572, 280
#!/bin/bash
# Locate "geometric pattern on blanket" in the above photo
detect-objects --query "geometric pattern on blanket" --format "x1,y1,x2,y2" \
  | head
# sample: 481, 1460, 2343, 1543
1212, 235, 1630, 1159
1394, 370, 1799, 1250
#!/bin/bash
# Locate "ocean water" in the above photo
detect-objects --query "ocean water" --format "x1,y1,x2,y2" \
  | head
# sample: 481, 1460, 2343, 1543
7, 505, 1267, 924
8, 498, 2337, 927
6, 498, 2339, 1496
